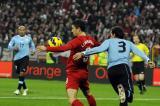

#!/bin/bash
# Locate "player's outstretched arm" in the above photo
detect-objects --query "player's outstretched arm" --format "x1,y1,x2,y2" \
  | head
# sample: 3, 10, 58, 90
73, 40, 109, 61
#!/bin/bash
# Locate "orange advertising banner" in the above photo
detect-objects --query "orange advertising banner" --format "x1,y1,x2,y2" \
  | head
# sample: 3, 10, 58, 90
153, 68, 160, 86
0, 61, 12, 78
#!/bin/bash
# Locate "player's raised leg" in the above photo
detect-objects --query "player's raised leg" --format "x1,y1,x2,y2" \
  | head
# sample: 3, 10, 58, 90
80, 80, 96, 106
67, 88, 83, 106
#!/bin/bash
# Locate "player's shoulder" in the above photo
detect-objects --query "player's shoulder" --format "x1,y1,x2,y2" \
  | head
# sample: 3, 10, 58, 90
12, 35, 19, 39
109, 38, 127, 42
77, 35, 91, 39
13, 35, 19, 38
75, 35, 92, 42
113, 38, 132, 45
25, 34, 32, 38
25, 34, 33, 40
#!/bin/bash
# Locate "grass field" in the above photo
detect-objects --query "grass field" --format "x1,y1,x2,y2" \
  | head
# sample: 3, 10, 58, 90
0, 78, 160, 106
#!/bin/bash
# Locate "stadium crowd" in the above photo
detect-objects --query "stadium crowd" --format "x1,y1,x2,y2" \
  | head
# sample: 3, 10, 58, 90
0, 0, 159, 44
0, 0, 160, 63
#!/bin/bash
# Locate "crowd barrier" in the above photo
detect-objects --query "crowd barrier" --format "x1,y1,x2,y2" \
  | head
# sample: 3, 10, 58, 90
0, 61, 157, 86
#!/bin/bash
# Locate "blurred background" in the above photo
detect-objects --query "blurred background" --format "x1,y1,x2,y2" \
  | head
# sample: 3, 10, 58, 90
0, 0, 160, 106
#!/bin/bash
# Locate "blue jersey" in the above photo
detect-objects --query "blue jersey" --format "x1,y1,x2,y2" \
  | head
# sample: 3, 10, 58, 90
8, 35, 35, 60
83, 38, 150, 69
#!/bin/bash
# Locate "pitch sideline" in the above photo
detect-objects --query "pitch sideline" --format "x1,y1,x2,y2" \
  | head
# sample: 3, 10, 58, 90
0, 96, 160, 101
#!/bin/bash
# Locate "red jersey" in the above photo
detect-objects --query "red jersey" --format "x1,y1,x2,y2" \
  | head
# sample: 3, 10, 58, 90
47, 35, 99, 72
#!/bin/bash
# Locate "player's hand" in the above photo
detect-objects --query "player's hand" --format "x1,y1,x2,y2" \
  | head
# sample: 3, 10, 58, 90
37, 46, 47, 51
13, 45, 19, 52
147, 61, 155, 68
73, 52, 84, 60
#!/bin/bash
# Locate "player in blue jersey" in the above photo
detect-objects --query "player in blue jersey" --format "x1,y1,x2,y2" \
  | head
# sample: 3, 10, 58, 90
73, 26, 155, 106
8, 26, 35, 96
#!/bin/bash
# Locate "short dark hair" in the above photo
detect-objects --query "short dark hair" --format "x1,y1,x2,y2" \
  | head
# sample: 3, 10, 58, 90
111, 26, 124, 39
131, 35, 143, 43
72, 19, 86, 32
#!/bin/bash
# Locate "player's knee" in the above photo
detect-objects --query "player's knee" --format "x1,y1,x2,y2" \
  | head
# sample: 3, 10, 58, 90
68, 97, 76, 104
134, 75, 139, 81
19, 72, 24, 76
19, 72, 26, 77
81, 89, 90, 97
139, 73, 144, 80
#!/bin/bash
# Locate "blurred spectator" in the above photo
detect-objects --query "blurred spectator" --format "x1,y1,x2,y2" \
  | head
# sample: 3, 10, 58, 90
1, 48, 12, 61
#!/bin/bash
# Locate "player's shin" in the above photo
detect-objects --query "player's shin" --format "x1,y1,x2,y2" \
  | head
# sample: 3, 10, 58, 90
137, 81, 143, 93
71, 99, 84, 106
120, 101, 128, 106
17, 76, 24, 90
23, 81, 27, 89
86, 95, 96, 106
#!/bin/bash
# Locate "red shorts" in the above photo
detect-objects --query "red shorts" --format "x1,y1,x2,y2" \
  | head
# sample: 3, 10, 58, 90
66, 69, 89, 90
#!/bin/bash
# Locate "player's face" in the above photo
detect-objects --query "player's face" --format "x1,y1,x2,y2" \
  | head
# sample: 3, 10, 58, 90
71, 25, 79, 36
133, 36, 140, 44
18, 26, 26, 36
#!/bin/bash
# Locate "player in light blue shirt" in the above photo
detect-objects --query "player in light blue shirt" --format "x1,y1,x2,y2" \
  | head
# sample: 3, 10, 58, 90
82, 36, 149, 69
8, 26, 35, 96
8, 34, 35, 61
73, 26, 154, 106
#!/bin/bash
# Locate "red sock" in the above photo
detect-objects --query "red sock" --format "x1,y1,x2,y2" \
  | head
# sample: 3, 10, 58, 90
87, 95, 96, 106
71, 99, 84, 106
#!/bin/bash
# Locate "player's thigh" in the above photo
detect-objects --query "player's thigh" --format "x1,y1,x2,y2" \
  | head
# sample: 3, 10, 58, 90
132, 62, 145, 75
14, 59, 21, 74
108, 67, 122, 94
120, 64, 133, 92
66, 74, 79, 90
19, 56, 29, 76
79, 80, 90, 96
66, 75, 79, 103
132, 63, 139, 75
109, 64, 133, 92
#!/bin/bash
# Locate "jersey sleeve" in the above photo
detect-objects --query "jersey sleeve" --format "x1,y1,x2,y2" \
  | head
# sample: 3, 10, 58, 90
130, 42, 150, 62
46, 37, 81, 52
83, 39, 109, 56
8, 37, 15, 51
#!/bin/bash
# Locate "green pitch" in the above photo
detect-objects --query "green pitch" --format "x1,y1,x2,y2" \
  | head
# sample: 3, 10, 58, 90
0, 78, 160, 106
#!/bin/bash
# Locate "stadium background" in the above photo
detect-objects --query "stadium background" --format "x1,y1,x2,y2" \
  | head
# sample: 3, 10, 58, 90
0, 0, 160, 106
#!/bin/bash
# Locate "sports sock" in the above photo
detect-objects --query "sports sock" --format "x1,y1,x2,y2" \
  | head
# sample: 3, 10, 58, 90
72, 99, 84, 106
120, 101, 128, 106
137, 81, 143, 91
18, 76, 25, 90
22, 77, 27, 89
23, 81, 27, 89
142, 79, 145, 86
87, 95, 96, 106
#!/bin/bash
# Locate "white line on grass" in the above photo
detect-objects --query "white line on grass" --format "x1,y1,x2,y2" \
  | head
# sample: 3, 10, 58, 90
0, 97, 160, 101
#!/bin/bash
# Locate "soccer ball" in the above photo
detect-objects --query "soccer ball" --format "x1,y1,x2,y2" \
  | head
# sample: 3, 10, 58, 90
48, 37, 63, 47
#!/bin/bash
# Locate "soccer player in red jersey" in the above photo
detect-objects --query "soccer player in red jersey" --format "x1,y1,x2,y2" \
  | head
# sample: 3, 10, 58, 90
37, 20, 99, 106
